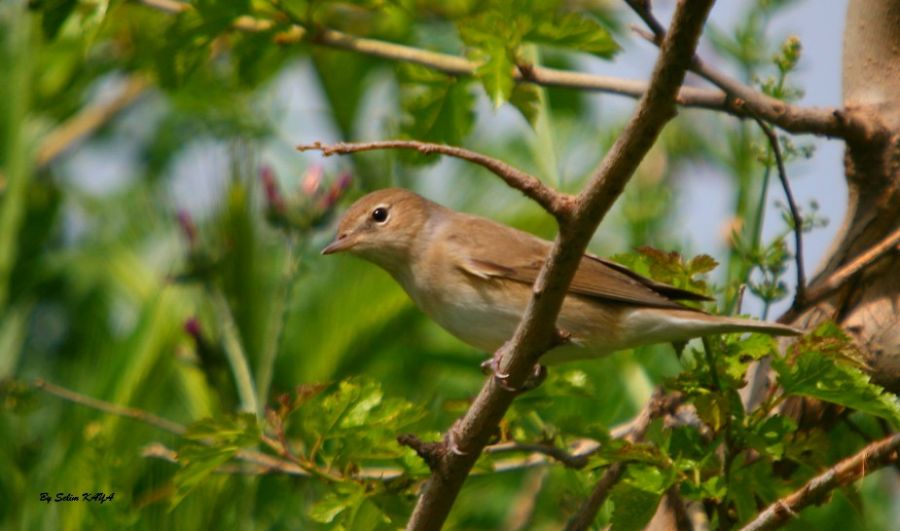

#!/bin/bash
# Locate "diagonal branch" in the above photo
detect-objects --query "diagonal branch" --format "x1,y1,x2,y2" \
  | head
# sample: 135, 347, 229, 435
779, 226, 900, 323
35, 378, 187, 435
135, 0, 849, 138
739, 431, 900, 531
296, 140, 573, 219
36, 76, 149, 168
404, 2, 716, 529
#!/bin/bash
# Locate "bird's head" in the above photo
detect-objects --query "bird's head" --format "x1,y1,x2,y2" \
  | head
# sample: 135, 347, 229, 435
322, 188, 435, 272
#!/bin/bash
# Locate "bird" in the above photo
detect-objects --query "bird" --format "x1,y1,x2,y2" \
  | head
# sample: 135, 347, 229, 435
322, 188, 800, 366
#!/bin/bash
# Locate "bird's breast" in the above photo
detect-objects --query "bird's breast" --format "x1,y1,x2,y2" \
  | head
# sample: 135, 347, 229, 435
398, 265, 528, 353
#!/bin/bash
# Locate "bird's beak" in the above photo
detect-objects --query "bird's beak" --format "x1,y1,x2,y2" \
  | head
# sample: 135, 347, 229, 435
322, 233, 354, 255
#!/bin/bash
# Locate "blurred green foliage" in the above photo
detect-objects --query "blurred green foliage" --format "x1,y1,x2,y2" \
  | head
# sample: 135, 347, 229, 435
0, 0, 896, 529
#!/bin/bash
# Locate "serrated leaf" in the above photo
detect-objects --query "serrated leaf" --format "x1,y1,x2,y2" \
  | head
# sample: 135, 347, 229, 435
745, 415, 796, 459
170, 413, 261, 508
510, 83, 541, 126
610, 483, 661, 531
774, 351, 900, 425
689, 254, 719, 274
476, 44, 515, 108
525, 12, 619, 58
401, 80, 475, 145
170, 444, 235, 509
624, 463, 676, 494
308, 489, 363, 524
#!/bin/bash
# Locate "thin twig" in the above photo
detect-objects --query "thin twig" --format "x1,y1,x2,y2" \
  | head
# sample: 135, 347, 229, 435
35, 378, 187, 435
36, 76, 149, 168
739, 431, 900, 531
142, 442, 313, 476
484, 441, 591, 469
754, 119, 807, 308
135, 0, 851, 139
259, 433, 346, 483
297, 140, 572, 219
564, 391, 680, 531
210, 288, 259, 417
565, 463, 627, 531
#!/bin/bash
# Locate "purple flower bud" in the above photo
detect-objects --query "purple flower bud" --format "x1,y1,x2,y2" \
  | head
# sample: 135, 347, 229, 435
335, 171, 352, 192
320, 171, 352, 210
260, 165, 285, 213
184, 317, 203, 340
177, 210, 198, 248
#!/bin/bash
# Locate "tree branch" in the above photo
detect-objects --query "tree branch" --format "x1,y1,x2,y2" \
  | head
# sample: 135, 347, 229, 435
779, 226, 900, 323
625, 2, 864, 139
484, 440, 590, 469
565, 462, 627, 531
739, 431, 900, 531
404, 3, 715, 528
805, 226, 900, 304
36, 375, 647, 484
135, 0, 848, 138
297, 140, 572, 219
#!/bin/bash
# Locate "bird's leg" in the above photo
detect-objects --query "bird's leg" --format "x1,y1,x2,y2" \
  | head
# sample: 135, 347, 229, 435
480, 342, 547, 393
445, 419, 468, 456
521, 363, 547, 391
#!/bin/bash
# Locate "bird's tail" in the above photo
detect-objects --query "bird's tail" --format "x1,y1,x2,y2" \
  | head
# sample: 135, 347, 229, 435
624, 308, 802, 346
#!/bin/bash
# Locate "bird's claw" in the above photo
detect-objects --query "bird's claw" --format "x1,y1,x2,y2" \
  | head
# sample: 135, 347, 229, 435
480, 350, 546, 393
446, 422, 468, 456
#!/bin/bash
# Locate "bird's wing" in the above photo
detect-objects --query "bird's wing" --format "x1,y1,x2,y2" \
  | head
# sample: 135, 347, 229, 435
447, 214, 708, 311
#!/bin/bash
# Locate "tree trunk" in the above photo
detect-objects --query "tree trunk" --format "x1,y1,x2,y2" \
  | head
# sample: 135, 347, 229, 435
795, 0, 900, 391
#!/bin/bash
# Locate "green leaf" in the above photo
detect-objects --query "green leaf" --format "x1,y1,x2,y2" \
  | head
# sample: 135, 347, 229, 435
689, 254, 719, 274
525, 12, 619, 58
476, 43, 515, 108
293, 377, 425, 466
509, 83, 541, 126
624, 463, 676, 494
401, 79, 475, 145
171, 413, 260, 508
774, 351, 900, 425
745, 415, 796, 459
610, 483, 661, 531
308, 488, 363, 524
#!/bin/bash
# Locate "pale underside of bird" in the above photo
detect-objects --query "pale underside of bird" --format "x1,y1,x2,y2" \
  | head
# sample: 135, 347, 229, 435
324, 188, 801, 364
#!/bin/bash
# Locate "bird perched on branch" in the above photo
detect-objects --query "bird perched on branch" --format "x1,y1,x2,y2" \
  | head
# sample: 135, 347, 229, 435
323, 188, 800, 366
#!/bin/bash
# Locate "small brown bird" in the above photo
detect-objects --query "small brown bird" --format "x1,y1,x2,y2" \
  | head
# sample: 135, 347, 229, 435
323, 188, 800, 364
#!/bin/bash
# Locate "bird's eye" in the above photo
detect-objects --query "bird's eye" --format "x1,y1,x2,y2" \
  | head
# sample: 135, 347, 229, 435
371, 207, 389, 223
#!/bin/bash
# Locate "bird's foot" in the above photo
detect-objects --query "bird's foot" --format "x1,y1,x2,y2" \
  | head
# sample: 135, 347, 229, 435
445, 421, 468, 456
480, 349, 547, 393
